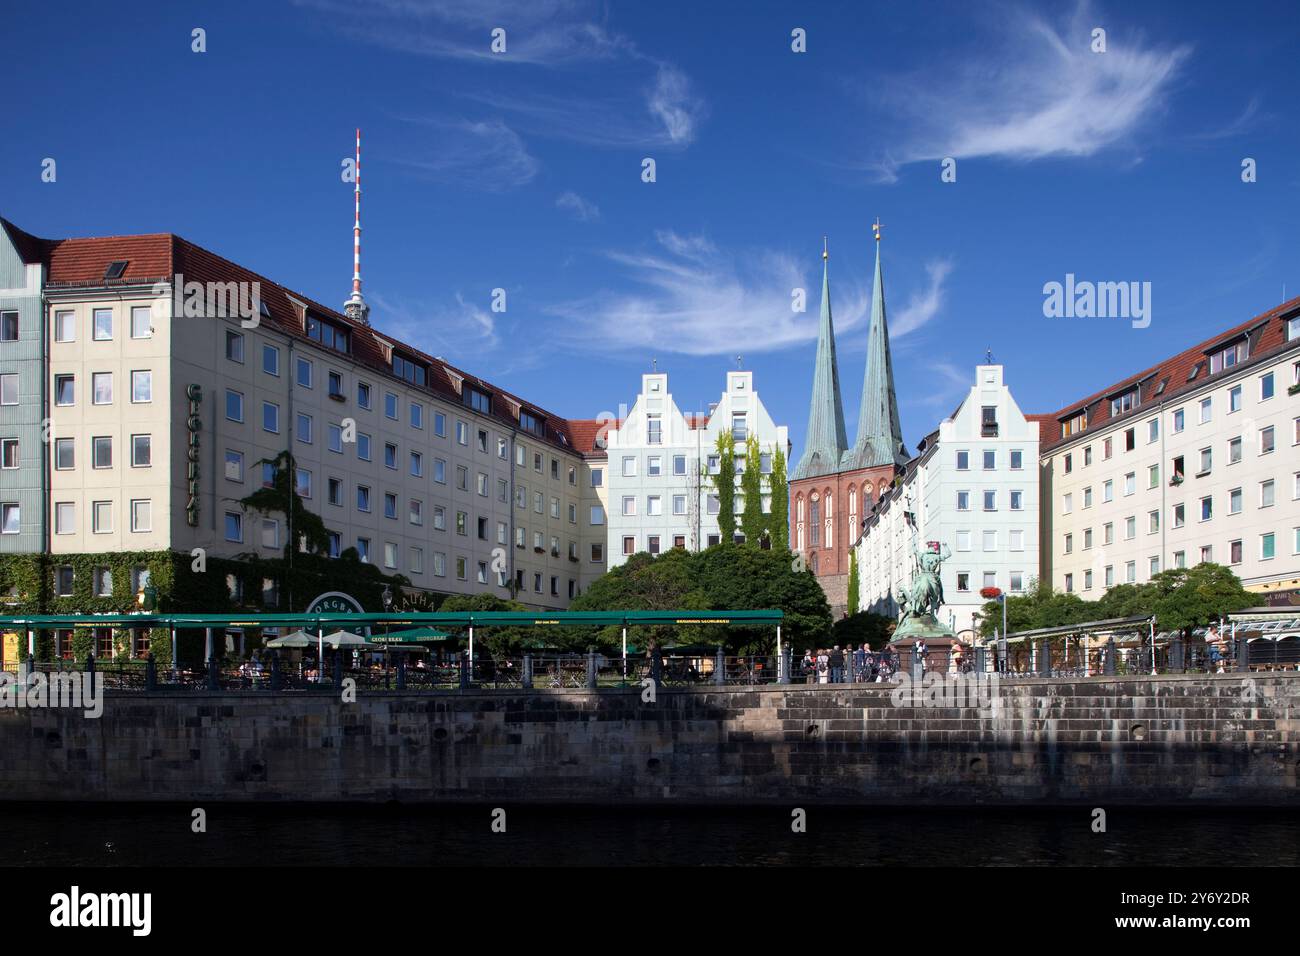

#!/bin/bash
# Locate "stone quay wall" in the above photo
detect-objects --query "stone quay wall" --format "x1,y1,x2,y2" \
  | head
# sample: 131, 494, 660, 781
1, 673, 1297, 805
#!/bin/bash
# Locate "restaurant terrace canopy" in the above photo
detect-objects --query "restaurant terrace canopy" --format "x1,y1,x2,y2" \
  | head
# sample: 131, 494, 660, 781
0, 610, 787, 671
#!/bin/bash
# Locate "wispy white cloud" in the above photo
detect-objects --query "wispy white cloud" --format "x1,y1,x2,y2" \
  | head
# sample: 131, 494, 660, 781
653, 229, 716, 260
1190, 95, 1264, 141
861, 1, 1190, 181
891, 259, 953, 338
556, 191, 601, 222
647, 64, 702, 145
546, 232, 870, 357
293, 0, 629, 65
294, 0, 705, 148
369, 290, 499, 358
906, 360, 973, 409
391, 118, 539, 190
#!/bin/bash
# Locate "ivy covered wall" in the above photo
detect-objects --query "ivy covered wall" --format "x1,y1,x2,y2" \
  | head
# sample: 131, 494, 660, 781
0, 550, 409, 665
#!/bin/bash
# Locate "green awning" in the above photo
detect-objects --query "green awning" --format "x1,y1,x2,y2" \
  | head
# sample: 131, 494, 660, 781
372, 628, 454, 644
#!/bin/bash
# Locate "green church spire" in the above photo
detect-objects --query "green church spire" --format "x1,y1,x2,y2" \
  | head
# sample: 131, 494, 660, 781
792, 238, 849, 480
845, 222, 908, 469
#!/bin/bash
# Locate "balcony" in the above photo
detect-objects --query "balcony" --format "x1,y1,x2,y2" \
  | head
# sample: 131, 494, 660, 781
980, 421, 999, 438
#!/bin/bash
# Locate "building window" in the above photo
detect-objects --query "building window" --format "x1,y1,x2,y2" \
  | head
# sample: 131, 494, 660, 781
622, 536, 636, 556
92, 436, 112, 469
54, 311, 74, 342
225, 330, 244, 363
92, 308, 113, 341
0, 503, 18, 534
263, 401, 279, 434
53, 437, 74, 470
1261, 533, 1276, 561
224, 511, 243, 542
226, 389, 243, 422
54, 502, 74, 535
92, 372, 112, 405
263, 344, 280, 376
225, 450, 244, 482
130, 499, 152, 533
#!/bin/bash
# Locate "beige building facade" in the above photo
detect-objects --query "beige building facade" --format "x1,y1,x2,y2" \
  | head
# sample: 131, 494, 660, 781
13, 222, 609, 611
1039, 301, 1300, 601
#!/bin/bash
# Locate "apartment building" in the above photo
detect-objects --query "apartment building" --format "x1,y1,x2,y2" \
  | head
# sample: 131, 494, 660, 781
1039, 299, 1300, 600
0, 217, 607, 610
603, 370, 789, 568
0, 222, 45, 554
854, 364, 1040, 636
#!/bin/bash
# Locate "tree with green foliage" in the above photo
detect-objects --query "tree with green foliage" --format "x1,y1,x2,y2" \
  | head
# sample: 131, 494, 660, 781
832, 610, 893, 650
847, 548, 860, 615
711, 431, 737, 542
564, 544, 830, 655
1146, 564, 1255, 638
740, 436, 765, 545
974, 564, 1254, 640
975, 579, 1091, 638
769, 447, 789, 550
567, 548, 711, 651
692, 543, 832, 654
237, 450, 332, 559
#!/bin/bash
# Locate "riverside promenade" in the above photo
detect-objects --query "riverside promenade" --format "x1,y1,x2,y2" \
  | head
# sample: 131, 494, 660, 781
1, 672, 1297, 806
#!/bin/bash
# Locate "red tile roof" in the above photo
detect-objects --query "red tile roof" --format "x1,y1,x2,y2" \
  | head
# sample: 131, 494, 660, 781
564, 418, 613, 459
1033, 298, 1300, 451
8, 219, 595, 457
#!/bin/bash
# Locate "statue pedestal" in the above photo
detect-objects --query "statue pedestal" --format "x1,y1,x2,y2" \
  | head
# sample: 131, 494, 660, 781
890, 612, 956, 643
889, 615, 968, 674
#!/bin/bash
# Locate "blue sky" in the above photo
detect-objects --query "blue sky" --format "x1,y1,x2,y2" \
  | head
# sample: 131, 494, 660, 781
5, 0, 1298, 457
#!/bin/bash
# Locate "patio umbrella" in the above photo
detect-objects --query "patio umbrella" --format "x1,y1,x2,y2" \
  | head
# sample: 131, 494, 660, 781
323, 630, 376, 649
265, 630, 315, 649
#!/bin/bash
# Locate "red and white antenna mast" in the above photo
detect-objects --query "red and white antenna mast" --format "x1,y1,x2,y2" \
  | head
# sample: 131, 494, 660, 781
344, 127, 370, 326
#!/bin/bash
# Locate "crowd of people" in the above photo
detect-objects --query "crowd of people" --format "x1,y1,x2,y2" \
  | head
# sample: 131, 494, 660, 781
799, 645, 901, 684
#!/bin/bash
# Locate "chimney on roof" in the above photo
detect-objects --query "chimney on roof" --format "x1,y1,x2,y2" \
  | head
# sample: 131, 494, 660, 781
343, 127, 371, 327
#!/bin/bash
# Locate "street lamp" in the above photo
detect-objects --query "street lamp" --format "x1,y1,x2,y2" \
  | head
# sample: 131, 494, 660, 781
381, 586, 393, 673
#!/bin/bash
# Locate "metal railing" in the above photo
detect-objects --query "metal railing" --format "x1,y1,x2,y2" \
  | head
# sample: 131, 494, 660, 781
9, 636, 1295, 695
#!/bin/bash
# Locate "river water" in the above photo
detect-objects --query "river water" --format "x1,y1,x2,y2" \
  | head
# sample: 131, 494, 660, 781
5, 804, 1298, 866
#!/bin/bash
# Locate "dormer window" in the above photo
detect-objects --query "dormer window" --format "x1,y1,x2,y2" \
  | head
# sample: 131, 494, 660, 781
306, 315, 349, 354
392, 353, 427, 387
1061, 410, 1088, 438
1110, 388, 1139, 417
1208, 339, 1248, 375
520, 409, 545, 436
465, 385, 491, 414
